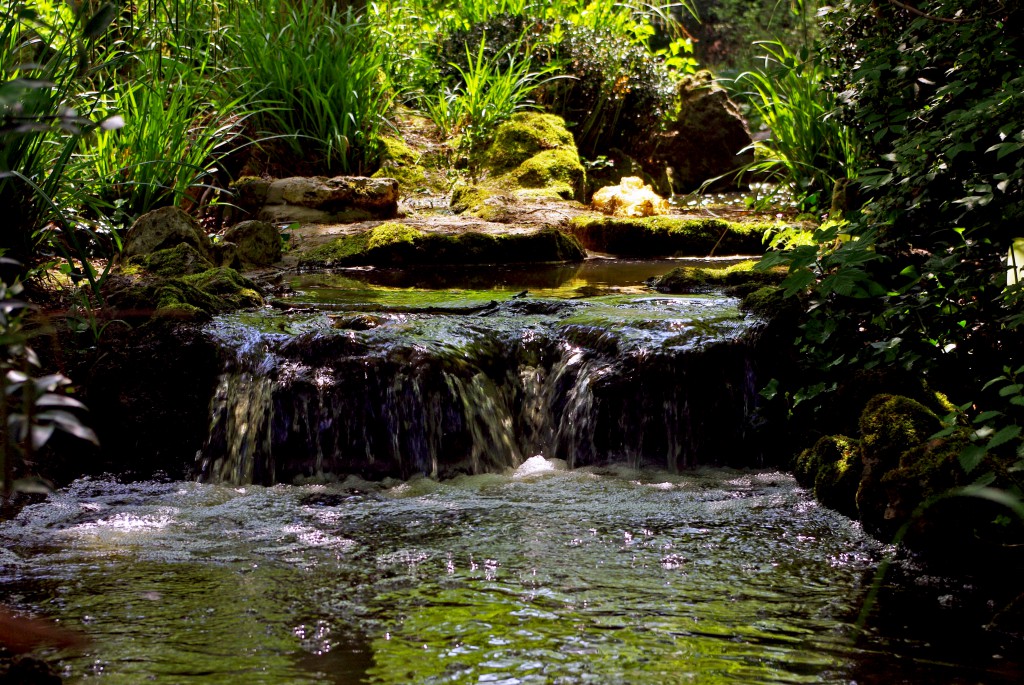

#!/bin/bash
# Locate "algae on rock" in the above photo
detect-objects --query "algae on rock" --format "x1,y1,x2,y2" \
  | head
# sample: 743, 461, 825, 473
568, 216, 771, 257
299, 222, 586, 268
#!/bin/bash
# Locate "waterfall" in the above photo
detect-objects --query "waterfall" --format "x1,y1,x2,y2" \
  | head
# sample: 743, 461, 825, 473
198, 293, 763, 485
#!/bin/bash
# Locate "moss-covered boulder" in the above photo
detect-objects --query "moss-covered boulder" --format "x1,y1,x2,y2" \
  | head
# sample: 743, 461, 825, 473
795, 436, 862, 504
650, 260, 784, 295
223, 220, 282, 267
372, 136, 430, 192
126, 243, 215, 278
106, 266, 263, 322
122, 206, 215, 262
855, 394, 942, 535
454, 113, 586, 215
567, 216, 771, 257
299, 223, 586, 268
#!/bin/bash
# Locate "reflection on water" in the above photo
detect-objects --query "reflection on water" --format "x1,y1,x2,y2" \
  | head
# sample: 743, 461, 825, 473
0, 468, 1018, 683
286, 257, 753, 305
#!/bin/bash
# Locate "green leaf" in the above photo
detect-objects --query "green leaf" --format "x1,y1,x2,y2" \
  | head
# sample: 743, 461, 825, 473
83, 2, 118, 39
999, 384, 1024, 397
958, 444, 987, 474
973, 410, 1004, 424
986, 425, 1021, 450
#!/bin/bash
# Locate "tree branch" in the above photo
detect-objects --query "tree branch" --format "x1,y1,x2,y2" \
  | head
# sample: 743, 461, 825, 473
887, 0, 970, 24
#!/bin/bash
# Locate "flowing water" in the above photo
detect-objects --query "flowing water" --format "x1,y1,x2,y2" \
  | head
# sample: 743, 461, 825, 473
199, 259, 762, 485
2, 260, 1019, 683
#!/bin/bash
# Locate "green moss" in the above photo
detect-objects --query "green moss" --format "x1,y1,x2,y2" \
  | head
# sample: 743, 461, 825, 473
298, 227, 586, 268
512, 148, 585, 199
855, 394, 942, 535
740, 285, 802, 319
373, 136, 429, 191
301, 233, 371, 266
651, 260, 784, 294
127, 243, 215, 278
366, 222, 423, 250
484, 112, 576, 174
450, 184, 495, 214
567, 216, 773, 256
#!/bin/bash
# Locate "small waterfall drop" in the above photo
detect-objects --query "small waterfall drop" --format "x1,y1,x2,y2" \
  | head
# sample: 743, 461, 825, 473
199, 265, 766, 484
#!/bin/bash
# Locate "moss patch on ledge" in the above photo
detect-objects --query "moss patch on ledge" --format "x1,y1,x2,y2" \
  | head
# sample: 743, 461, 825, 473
106, 266, 263, 322
299, 222, 586, 268
567, 216, 776, 256
649, 260, 784, 295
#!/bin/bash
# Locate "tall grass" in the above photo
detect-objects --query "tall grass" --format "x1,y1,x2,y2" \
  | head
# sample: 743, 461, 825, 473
1, 1, 122, 288
436, 34, 559, 163
79, 50, 250, 220
228, 0, 397, 174
736, 41, 859, 209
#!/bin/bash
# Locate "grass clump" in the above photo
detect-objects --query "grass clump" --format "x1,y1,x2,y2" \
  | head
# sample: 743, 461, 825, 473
567, 216, 775, 257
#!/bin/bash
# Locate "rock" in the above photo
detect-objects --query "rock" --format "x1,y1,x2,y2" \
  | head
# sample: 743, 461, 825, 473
299, 223, 586, 268
127, 243, 215, 278
793, 435, 862, 519
371, 136, 430, 192
854, 394, 942, 535
566, 215, 772, 257
592, 176, 670, 218
232, 176, 399, 224
223, 220, 282, 266
453, 113, 586, 216
122, 206, 214, 262
105, 266, 263, 322
651, 260, 784, 295
643, 71, 754, 193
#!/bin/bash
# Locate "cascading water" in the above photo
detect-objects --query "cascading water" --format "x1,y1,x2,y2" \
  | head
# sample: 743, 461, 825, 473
198, 261, 763, 485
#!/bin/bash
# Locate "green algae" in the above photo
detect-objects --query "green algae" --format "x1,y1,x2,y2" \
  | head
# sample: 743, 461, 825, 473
567, 216, 774, 257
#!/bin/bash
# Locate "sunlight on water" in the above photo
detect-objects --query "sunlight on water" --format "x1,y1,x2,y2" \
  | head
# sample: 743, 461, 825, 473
1, 467, 1015, 684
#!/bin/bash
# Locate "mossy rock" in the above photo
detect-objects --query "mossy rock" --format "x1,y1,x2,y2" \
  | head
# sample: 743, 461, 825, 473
740, 285, 802, 319
450, 184, 495, 214
855, 394, 941, 534
484, 112, 577, 174
372, 136, 429, 192
511, 148, 585, 199
299, 223, 586, 268
566, 216, 772, 257
650, 260, 783, 295
809, 436, 863, 519
107, 266, 263, 322
126, 243, 215, 278
455, 113, 586, 212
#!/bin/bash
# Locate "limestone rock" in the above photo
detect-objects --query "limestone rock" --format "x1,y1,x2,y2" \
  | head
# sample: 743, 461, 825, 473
122, 206, 214, 261
644, 71, 754, 192
232, 176, 399, 224
592, 177, 669, 218
223, 220, 282, 266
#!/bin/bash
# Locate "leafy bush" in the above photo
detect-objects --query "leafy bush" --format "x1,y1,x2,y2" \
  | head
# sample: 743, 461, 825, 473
435, 14, 679, 156
0, 2, 121, 282
759, 0, 1024, 476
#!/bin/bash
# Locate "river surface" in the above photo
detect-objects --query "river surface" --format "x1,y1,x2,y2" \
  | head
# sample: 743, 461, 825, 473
2, 260, 1019, 683
0, 466, 1018, 684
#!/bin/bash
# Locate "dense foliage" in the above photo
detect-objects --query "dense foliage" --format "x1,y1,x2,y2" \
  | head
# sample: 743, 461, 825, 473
763, 0, 1024, 484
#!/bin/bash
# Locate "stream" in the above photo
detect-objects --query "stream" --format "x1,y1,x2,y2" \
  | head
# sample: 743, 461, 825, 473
1, 258, 1019, 683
